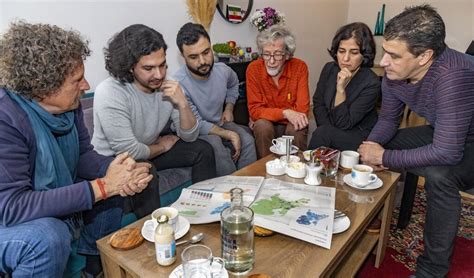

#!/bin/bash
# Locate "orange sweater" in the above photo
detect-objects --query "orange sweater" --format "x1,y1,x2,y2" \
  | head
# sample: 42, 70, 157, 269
246, 58, 310, 124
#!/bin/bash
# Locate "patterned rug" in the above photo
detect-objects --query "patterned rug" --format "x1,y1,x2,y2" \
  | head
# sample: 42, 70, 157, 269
358, 185, 474, 277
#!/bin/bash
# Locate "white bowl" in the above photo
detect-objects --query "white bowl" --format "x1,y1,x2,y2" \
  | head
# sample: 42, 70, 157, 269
266, 159, 286, 176
279, 155, 300, 165
286, 162, 306, 178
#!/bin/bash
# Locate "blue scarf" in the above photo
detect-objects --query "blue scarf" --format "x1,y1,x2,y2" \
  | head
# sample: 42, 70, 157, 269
7, 90, 79, 191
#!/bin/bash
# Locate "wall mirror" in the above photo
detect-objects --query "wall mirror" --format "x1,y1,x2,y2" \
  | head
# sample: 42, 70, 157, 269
217, 0, 253, 24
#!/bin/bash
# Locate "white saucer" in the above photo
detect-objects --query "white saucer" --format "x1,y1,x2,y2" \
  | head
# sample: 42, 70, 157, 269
270, 145, 299, 155
141, 216, 190, 242
343, 174, 383, 190
333, 216, 351, 234
169, 260, 229, 278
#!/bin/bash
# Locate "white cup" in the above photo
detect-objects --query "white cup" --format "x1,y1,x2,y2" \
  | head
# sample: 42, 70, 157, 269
351, 164, 377, 187
272, 137, 287, 153
181, 244, 224, 278
144, 207, 180, 233
340, 151, 360, 169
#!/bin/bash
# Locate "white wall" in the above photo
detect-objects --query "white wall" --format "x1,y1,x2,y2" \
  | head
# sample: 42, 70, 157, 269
1, 0, 197, 91
1, 1, 472, 94
0, 0, 348, 95
348, 0, 474, 53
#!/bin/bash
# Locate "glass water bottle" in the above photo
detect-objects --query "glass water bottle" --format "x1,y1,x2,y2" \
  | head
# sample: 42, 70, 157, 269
220, 187, 255, 275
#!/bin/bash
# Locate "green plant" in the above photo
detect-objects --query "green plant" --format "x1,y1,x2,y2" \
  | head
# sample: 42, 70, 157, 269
212, 43, 232, 54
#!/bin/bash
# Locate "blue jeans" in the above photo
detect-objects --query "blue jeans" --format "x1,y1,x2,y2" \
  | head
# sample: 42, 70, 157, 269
199, 122, 256, 176
0, 217, 71, 277
385, 126, 474, 277
0, 196, 123, 277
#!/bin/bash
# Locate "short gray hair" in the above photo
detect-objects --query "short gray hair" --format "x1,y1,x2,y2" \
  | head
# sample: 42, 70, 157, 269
256, 25, 296, 56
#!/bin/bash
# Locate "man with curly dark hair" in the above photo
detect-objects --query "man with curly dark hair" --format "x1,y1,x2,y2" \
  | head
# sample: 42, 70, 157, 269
0, 21, 153, 277
92, 24, 216, 187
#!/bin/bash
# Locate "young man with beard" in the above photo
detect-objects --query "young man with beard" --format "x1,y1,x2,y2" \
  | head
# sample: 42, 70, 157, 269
174, 23, 256, 176
246, 25, 310, 158
358, 5, 474, 277
92, 24, 217, 194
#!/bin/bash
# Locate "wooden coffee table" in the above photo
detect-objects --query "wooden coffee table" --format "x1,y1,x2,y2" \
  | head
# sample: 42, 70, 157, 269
97, 155, 400, 277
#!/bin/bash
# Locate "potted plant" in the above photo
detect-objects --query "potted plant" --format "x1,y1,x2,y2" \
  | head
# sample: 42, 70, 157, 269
212, 43, 233, 63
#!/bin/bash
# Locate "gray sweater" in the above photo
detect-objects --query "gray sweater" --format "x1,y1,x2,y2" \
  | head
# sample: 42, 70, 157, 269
174, 62, 239, 135
92, 77, 199, 160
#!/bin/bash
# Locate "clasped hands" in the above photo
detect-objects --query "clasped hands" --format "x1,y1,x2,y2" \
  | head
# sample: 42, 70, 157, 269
101, 152, 153, 198
358, 141, 388, 172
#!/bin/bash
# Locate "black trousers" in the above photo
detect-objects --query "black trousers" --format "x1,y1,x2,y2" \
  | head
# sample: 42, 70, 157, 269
308, 124, 370, 151
125, 139, 216, 219
385, 125, 474, 277
151, 139, 216, 183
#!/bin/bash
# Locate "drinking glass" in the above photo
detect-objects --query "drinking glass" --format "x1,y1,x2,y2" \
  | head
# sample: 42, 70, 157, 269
181, 245, 224, 278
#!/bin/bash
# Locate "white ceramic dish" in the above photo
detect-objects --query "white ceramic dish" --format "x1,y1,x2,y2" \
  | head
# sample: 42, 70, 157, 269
279, 155, 300, 164
333, 215, 351, 234
141, 215, 190, 242
269, 145, 298, 155
343, 174, 383, 190
169, 260, 229, 278
265, 159, 286, 176
285, 162, 306, 178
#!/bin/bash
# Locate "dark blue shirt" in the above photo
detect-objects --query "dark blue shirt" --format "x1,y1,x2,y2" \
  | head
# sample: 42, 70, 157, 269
0, 89, 113, 226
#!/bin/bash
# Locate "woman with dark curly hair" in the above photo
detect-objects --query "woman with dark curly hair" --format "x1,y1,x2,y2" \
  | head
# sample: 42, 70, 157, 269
308, 22, 381, 151
0, 21, 153, 277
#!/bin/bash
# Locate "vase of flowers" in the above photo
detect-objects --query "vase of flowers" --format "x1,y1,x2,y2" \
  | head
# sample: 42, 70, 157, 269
250, 7, 286, 32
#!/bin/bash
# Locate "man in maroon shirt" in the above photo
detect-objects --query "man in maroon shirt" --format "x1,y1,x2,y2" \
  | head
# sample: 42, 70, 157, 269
358, 5, 474, 277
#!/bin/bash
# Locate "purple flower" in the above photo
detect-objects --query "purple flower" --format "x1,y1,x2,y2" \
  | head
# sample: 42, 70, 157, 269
251, 6, 285, 31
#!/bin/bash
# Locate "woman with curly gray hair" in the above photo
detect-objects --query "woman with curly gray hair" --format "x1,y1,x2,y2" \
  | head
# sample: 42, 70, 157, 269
0, 21, 153, 277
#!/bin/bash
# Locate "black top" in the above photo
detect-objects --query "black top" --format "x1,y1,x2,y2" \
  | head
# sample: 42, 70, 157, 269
313, 62, 381, 131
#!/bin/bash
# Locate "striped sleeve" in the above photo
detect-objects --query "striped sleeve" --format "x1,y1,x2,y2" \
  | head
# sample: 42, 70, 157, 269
383, 68, 474, 168
367, 77, 405, 145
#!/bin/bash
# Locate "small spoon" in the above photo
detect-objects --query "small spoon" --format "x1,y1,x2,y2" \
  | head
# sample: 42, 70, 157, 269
176, 232, 204, 246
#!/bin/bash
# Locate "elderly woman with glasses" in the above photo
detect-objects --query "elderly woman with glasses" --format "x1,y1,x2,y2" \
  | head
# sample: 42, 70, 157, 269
246, 25, 310, 159
308, 22, 381, 152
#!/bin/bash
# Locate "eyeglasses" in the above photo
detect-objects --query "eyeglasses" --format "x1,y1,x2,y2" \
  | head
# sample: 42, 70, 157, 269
261, 52, 286, 61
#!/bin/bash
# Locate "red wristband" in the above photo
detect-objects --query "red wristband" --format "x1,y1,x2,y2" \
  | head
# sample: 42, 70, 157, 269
96, 178, 107, 200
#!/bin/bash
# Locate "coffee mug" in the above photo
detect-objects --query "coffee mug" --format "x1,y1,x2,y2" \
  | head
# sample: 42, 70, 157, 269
340, 150, 360, 169
351, 164, 377, 187
181, 244, 224, 278
272, 137, 287, 153
144, 207, 180, 233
